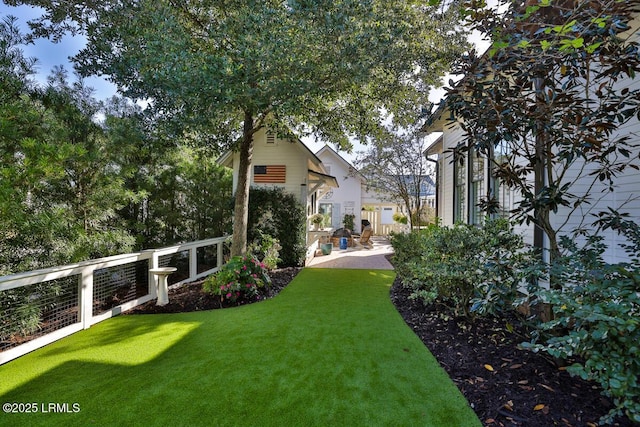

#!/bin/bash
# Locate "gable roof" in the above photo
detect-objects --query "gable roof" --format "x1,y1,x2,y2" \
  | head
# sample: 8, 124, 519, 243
315, 145, 366, 182
396, 174, 436, 198
217, 129, 339, 189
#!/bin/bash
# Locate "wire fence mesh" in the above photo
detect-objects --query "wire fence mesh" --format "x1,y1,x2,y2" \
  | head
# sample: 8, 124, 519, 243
93, 260, 150, 316
0, 275, 79, 352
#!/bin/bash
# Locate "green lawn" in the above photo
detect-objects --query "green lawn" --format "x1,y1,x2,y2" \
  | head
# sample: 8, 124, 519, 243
0, 269, 480, 426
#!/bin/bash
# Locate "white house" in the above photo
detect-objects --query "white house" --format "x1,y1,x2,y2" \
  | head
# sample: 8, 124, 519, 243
219, 130, 414, 262
218, 128, 339, 217
422, 14, 640, 265
315, 145, 406, 235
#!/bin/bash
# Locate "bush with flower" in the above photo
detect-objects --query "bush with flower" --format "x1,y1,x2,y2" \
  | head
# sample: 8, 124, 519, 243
203, 255, 272, 304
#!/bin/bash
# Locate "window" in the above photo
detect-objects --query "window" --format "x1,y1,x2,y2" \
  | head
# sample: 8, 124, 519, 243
469, 149, 485, 225
310, 192, 317, 214
381, 207, 394, 224
491, 141, 512, 218
318, 203, 332, 228
453, 155, 466, 223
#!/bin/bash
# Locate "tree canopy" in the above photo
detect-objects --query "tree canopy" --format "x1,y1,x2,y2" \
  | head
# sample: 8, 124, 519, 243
0, 16, 233, 273
442, 0, 640, 258
9, 0, 469, 255
355, 126, 435, 229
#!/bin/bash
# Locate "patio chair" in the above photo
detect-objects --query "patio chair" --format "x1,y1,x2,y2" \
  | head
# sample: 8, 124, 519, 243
354, 227, 373, 249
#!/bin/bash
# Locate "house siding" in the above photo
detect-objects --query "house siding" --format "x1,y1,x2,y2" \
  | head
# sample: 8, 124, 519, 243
441, 123, 464, 226
316, 148, 364, 231
249, 129, 308, 196
545, 27, 640, 263
316, 146, 404, 234
226, 128, 329, 208
425, 28, 640, 264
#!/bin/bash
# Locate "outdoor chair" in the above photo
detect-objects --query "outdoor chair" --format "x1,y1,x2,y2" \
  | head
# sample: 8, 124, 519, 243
353, 227, 373, 249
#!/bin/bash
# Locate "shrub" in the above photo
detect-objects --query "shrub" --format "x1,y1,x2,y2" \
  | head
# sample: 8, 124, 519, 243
247, 229, 281, 270
203, 255, 271, 304
392, 219, 539, 319
392, 212, 408, 224
390, 226, 435, 278
525, 230, 640, 424
247, 187, 306, 267
343, 214, 355, 231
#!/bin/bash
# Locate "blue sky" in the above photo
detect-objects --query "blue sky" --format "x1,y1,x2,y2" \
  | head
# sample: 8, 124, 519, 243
1, 2, 483, 158
1, 2, 118, 99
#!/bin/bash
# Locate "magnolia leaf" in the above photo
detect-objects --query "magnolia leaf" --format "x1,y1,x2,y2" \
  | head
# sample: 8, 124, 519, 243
484, 364, 494, 371
533, 404, 545, 411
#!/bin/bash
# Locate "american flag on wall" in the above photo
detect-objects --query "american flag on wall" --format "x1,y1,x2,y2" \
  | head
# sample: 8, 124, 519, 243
253, 165, 286, 183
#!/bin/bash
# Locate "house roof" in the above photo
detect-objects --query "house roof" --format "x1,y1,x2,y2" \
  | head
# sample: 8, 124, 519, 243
315, 144, 366, 182
424, 134, 444, 156
308, 169, 339, 189
394, 174, 436, 197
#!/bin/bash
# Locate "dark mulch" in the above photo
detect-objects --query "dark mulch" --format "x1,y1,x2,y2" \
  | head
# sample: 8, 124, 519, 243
126, 267, 301, 314
127, 265, 632, 427
390, 278, 632, 427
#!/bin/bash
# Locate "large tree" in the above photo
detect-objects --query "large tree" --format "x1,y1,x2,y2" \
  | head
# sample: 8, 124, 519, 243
443, 0, 640, 261
9, 0, 469, 256
355, 126, 435, 229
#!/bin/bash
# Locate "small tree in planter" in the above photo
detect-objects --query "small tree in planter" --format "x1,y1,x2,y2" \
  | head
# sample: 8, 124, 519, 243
343, 214, 355, 231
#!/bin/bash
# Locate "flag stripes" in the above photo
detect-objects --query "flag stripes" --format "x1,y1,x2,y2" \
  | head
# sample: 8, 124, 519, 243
253, 165, 286, 183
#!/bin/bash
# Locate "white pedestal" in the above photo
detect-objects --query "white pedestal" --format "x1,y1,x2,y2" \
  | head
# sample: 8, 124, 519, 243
149, 267, 177, 306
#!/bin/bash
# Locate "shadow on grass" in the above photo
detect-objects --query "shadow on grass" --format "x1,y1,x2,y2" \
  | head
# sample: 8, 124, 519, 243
0, 269, 481, 427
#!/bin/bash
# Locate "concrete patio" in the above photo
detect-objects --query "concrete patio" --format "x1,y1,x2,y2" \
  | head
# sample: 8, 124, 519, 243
305, 236, 394, 270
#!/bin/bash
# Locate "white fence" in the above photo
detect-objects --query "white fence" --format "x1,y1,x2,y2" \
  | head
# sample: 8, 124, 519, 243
0, 236, 226, 365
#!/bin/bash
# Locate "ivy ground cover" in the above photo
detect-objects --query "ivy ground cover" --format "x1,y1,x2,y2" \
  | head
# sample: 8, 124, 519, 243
0, 269, 480, 426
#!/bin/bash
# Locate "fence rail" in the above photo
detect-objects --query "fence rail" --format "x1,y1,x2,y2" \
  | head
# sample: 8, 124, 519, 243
0, 236, 227, 365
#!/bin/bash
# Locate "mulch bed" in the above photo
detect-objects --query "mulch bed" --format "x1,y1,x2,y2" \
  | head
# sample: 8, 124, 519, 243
125, 267, 302, 314
127, 266, 633, 426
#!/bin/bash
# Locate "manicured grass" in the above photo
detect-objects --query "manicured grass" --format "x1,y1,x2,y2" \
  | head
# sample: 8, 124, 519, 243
0, 269, 480, 426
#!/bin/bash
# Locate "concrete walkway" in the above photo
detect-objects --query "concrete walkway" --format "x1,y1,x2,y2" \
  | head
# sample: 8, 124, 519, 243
305, 236, 394, 270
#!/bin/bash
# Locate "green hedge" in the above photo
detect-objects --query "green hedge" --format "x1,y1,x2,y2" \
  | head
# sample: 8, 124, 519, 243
247, 187, 306, 267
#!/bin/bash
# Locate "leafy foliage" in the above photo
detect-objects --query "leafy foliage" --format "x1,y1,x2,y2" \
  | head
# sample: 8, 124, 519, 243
310, 213, 325, 226
0, 14, 235, 343
443, 0, 640, 260
202, 255, 271, 304
355, 126, 435, 230
8, 0, 469, 256
392, 212, 409, 225
0, 19, 135, 272
247, 187, 306, 267
0, 17, 232, 274
247, 230, 281, 271
342, 214, 355, 231
525, 223, 640, 424
392, 219, 540, 319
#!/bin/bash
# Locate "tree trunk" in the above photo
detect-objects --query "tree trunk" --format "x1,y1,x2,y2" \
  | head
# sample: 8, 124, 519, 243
230, 111, 255, 257
533, 76, 547, 257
